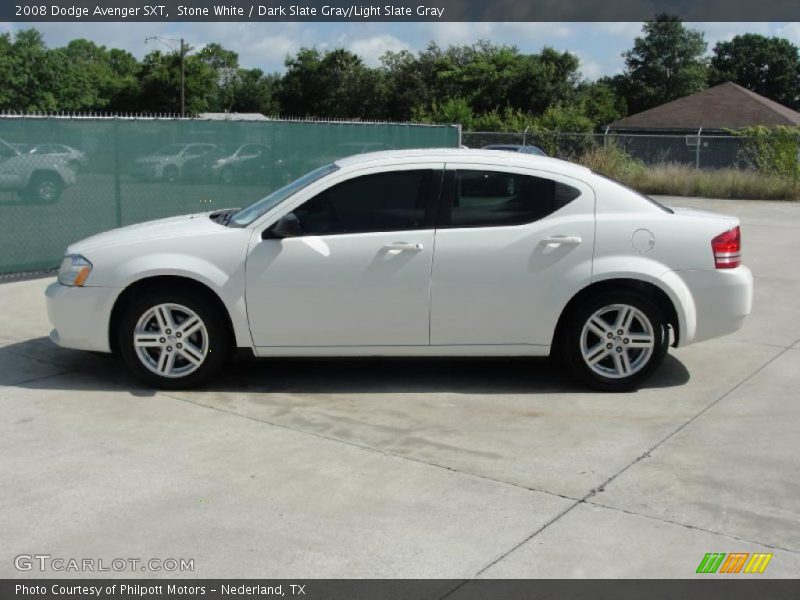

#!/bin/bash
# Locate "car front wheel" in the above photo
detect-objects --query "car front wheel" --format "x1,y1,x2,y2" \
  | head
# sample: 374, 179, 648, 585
118, 291, 231, 388
561, 291, 669, 392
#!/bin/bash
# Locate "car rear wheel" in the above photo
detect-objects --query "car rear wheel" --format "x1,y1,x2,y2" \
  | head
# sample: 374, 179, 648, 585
27, 173, 63, 203
118, 291, 232, 388
561, 291, 668, 392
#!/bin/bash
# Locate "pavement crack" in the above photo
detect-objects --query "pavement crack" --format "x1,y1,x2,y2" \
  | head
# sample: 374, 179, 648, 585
585, 499, 800, 554
467, 343, 795, 577
583, 343, 792, 504
472, 498, 583, 577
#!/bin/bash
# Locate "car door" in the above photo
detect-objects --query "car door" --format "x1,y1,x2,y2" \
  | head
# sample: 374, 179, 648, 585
430, 165, 595, 347
246, 165, 443, 348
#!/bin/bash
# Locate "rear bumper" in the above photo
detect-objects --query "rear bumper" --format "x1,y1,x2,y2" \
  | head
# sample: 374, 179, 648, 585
45, 282, 120, 353
676, 266, 753, 346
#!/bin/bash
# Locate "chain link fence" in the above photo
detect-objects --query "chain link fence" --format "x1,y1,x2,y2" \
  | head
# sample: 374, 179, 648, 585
0, 116, 459, 275
463, 131, 800, 172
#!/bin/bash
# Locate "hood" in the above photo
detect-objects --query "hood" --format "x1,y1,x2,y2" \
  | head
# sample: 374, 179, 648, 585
68, 211, 223, 254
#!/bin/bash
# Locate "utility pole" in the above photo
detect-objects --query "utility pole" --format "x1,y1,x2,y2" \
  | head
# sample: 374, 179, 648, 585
145, 36, 190, 117
179, 38, 185, 118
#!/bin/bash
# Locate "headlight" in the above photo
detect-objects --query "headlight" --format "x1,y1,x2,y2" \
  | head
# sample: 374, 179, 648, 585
58, 254, 92, 286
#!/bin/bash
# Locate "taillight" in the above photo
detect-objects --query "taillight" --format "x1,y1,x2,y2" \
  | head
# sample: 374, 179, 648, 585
712, 226, 741, 269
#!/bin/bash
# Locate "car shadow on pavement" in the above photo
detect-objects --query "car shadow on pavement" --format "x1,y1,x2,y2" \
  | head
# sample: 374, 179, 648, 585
4, 336, 691, 395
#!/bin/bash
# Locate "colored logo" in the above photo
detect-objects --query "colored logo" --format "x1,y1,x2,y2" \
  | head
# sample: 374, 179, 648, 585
696, 552, 773, 574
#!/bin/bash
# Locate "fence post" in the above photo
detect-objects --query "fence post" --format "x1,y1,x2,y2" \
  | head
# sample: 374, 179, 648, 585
113, 119, 123, 227
695, 127, 702, 169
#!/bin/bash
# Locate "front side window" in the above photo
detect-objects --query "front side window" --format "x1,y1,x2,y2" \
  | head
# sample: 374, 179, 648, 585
438, 170, 581, 228
230, 163, 339, 227
293, 169, 439, 236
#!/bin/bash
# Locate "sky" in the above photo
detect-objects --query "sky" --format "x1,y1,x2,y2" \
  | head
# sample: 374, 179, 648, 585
3, 21, 800, 80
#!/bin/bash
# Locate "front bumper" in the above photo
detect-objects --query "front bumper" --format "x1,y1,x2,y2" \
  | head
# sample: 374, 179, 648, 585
678, 266, 753, 346
46, 282, 120, 353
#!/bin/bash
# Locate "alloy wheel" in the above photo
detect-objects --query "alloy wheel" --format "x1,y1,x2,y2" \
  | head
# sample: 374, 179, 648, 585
133, 303, 208, 378
579, 303, 655, 379
37, 180, 57, 201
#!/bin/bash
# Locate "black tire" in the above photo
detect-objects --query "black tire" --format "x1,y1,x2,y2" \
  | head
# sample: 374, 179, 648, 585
27, 172, 63, 203
118, 289, 232, 389
560, 290, 669, 392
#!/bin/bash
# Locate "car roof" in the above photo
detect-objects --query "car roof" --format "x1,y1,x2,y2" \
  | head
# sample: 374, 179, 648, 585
334, 148, 590, 177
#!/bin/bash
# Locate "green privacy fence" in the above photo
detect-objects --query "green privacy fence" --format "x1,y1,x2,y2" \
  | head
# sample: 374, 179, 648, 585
0, 116, 459, 274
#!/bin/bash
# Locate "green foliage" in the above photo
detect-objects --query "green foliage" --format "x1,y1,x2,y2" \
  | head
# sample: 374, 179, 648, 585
411, 97, 475, 128
0, 28, 280, 116
576, 142, 645, 179
711, 34, 800, 109
730, 126, 800, 178
615, 15, 708, 114
3, 29, 58, 112
575, 81, 626, 125
278, 48, 382, 118
0, 28, 623, 124
386, 41, 583, 123
576, 143, 799, 200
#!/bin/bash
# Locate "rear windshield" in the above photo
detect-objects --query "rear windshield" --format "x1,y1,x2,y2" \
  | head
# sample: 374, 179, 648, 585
594, 172, 673, 214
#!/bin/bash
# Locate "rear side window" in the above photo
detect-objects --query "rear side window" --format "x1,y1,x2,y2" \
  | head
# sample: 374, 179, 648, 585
438, 170, 581, 228
295, 169, 440, 235
594, 172, 673, 214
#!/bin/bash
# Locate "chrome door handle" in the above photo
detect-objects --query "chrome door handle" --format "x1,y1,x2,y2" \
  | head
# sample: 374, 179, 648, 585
383, 242, 423, 252
541, 235, 582, 246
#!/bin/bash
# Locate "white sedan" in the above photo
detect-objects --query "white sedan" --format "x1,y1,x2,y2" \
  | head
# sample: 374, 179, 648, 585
46, 149, 753, 391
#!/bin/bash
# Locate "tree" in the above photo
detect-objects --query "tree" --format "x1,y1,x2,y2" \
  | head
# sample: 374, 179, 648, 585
105, 48, 142, 112
229, 69, 281, 115
576, 81, 626, 125
710, 34, 800, 109
381, 42, 582, 122
617, 15, 708, 114
138, 48, 217, 114
0, 33, 15, 108
198, 42, 240, 111
4, 29, 58, 111
411, 97, 474, 128
278, 48, 382, 118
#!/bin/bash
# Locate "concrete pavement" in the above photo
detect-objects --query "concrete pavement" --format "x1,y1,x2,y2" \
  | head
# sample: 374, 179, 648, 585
0, 196, 798, 578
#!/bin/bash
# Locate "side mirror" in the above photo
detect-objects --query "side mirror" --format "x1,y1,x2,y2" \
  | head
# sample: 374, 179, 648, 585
263, 213, 303, 239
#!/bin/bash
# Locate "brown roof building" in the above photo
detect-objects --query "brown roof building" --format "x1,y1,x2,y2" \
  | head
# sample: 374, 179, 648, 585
609, 82, 800, 131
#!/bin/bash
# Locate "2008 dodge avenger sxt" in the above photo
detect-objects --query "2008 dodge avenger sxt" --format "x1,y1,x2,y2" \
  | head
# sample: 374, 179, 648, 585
47, 149, 753, 391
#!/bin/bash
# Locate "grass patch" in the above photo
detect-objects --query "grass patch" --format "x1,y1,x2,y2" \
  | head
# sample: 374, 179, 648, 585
577, 145, 799, 201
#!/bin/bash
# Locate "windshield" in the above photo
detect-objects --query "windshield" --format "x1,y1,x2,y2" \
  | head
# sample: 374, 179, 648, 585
230, 163, 339, 227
